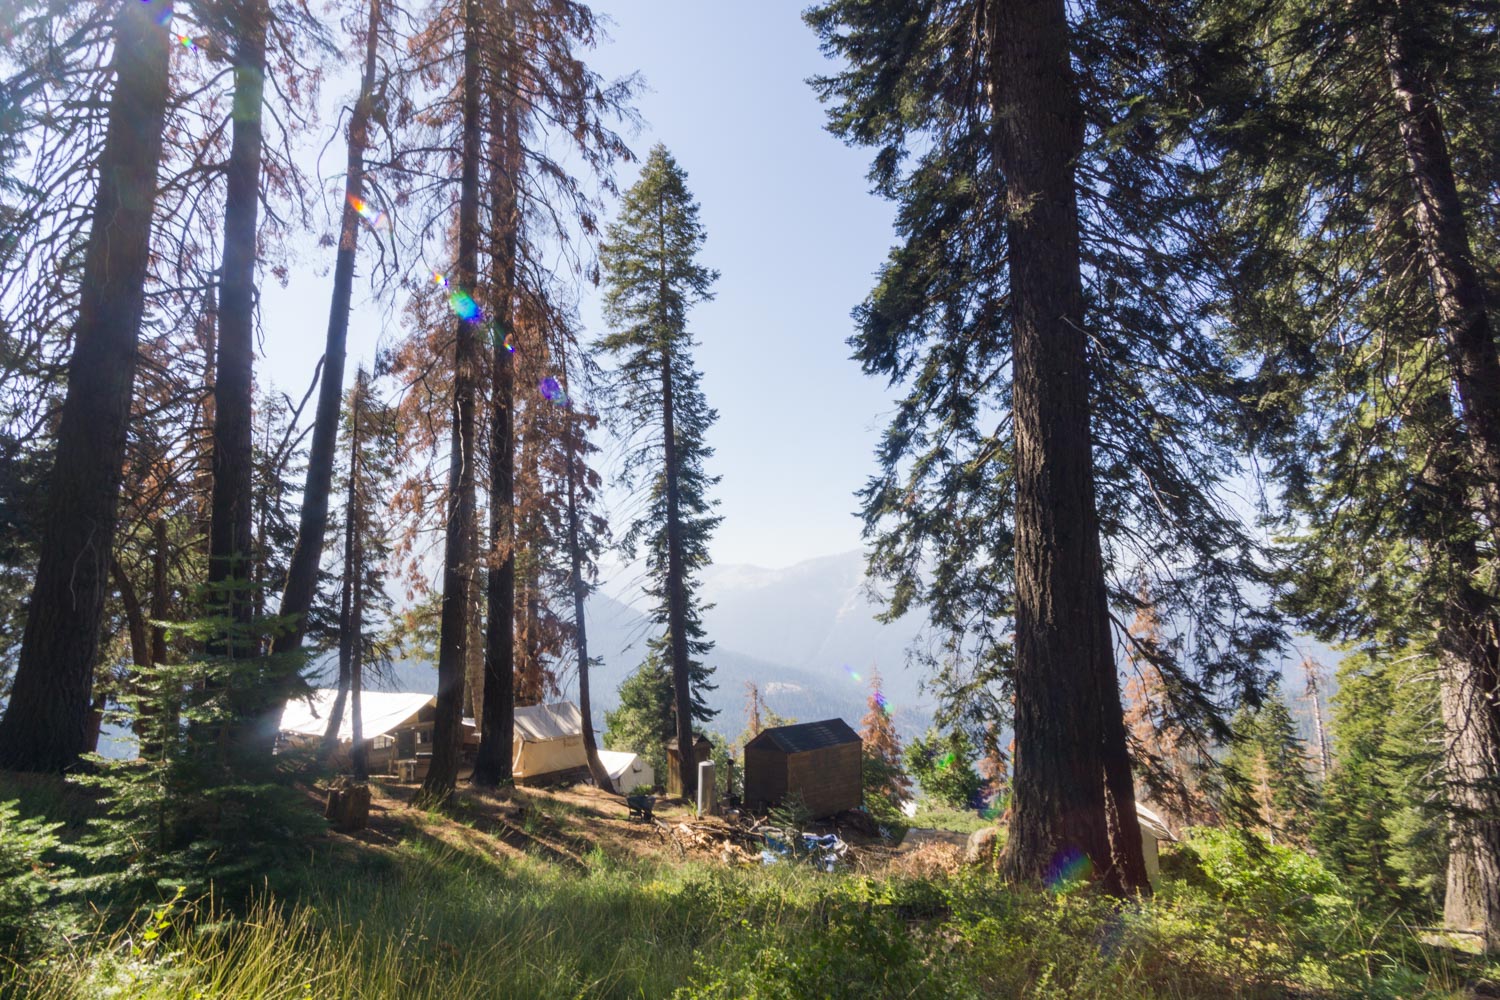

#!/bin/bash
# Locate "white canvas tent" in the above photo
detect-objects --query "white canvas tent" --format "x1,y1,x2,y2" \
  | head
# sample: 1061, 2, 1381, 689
279, 689, 435, 742
513, 702, 587, 780
596, 749, 653, 793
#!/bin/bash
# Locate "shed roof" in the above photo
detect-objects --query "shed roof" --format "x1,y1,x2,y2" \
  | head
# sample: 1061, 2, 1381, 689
1135, 802, 1177, 842
665, 733, 712, 751
745, 718, 860, 754
513, 702, 583, 743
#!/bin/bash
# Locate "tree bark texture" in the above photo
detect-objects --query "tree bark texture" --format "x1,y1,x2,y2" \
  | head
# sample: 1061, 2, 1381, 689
658, 196, 697, 800
0, 0, 173, 772
322, 386, 363, 754
472, 65, 519, 787
561, 351, 613, 793
276, 0, 383, 653
986, 0, 1148, 895
1382, 5, 1500, 541
1438, 614, 1500, 953
208, 0, 268, 649
350, 398, 368, 782
420, 0, 483, 803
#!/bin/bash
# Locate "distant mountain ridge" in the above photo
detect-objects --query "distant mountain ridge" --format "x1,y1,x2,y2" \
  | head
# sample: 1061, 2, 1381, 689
377, 548, 1346, 756
381, 549, 937, 743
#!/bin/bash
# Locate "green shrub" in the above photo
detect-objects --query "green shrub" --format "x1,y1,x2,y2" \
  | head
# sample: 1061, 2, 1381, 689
908, 727, 983, 809
1173, 825, 1343, 920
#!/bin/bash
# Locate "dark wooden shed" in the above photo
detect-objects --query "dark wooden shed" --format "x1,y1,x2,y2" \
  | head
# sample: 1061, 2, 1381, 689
665, 733, 712, 798
743, 718, 862, 818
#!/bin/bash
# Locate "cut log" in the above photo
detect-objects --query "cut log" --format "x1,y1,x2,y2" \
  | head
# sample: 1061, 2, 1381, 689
325, 778, 371, 832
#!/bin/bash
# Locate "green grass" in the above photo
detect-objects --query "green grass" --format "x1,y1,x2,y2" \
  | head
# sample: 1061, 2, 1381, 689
907, 799, 995, 835
3, 780, 1496, 1000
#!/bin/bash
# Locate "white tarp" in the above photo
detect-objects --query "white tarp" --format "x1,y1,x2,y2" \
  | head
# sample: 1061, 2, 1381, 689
596, 749, 653, 793
278, 689, 434, 743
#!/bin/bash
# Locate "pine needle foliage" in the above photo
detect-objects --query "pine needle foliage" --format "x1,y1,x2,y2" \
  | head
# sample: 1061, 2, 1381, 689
70, 591, 324, 907
804, 0, 1280, 760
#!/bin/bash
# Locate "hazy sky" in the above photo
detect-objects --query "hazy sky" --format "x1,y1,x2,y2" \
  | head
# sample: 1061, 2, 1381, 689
259, 0, 899, 571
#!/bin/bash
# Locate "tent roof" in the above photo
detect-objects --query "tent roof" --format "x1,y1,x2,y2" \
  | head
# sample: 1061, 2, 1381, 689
1136, 802, 1177, 842
596, 749, 648, 783
745, 718, 860, 754
513, 702, 583, 742
278, 689, 434, 742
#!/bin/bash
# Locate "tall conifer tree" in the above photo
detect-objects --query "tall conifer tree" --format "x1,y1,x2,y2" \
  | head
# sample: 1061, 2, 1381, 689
0, 0, 174, 771
806, 0, 1276, 894
1203, 0, 1500, 947
597, 145, 722, 798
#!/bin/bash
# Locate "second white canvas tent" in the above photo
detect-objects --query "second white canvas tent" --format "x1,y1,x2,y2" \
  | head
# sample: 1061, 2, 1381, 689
596, 749, 653, 793
513, 702, 588, 780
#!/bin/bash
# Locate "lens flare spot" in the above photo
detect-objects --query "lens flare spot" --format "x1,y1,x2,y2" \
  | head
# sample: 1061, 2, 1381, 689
1045, 848, 1093, 892
448, 290, 481, 322
346, 194, 390, 232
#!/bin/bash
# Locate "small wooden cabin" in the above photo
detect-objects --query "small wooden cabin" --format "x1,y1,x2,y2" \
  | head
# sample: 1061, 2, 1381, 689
665, 734, 712, 798
743, 718, 862, 818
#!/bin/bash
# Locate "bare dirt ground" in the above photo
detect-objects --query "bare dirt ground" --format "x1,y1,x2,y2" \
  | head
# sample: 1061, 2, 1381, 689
310, 776, 929, 876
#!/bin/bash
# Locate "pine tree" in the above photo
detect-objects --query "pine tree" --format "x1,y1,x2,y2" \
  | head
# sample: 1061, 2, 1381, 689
0, 0, 173, 771
597, 145, 722, 797
1223, 681, 1318, 848
859, 670, 911, 808
318, 369, 400, 777
1202, 0, 1500, 947
276, 0, 389, 655
1315, 654, 1415, 913
417, 0, 485, 806
806, 0, 1278, 895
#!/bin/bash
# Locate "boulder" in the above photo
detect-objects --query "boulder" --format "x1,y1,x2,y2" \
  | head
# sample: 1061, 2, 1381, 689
964, 824, 1002, 866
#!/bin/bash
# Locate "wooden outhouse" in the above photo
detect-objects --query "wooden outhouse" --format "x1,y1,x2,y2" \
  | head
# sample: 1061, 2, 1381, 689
743, 718, 862, 818
665, 733, 712, 798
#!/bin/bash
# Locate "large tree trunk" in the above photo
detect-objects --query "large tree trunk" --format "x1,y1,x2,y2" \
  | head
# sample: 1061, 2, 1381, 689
660, 342, 696, 799
419, 0, 483, 804
655, 192, 696, 798
1381, 5, 1500, 540
275, 0, 383, 654
561, 353, 612, 793
1380, 8, 1500, 950
987, 0, 1148, 896
209, 0, 270, 764
112, 555, 152, 676
1437, 614, 1500, 953
472, 57, 518, 787
322, 384, 363, 754
0, 0, 173, 773
350, 402, 369, 783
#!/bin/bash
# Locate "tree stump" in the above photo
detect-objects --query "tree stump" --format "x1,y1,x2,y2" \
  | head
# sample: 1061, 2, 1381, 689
325, 778, 371, 832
